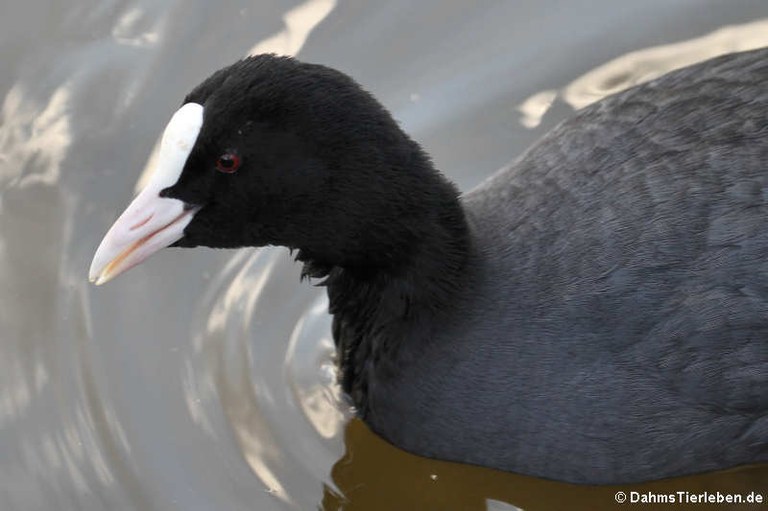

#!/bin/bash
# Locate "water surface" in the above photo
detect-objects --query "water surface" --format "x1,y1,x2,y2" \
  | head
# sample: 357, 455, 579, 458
1, 1, 767, 509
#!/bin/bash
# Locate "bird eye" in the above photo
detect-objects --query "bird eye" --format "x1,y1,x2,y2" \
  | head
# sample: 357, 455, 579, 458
216, 152, 240, 173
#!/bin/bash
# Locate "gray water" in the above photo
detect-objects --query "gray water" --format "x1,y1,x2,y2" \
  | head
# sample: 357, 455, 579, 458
2, 1, 768, 510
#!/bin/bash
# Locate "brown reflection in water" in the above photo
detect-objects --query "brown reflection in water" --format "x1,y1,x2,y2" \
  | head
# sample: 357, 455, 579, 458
322, 419, 767, 511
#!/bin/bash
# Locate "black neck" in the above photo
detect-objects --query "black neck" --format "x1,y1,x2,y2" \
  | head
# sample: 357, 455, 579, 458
298, 179, 470, 414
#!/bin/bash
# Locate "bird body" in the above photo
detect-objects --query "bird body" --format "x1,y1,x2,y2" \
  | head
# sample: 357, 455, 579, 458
380, 49, 768, 482
91, 48, 768, 484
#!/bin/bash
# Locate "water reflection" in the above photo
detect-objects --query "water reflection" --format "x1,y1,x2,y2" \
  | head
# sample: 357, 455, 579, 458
519, 17, 768, 127
111, 7, 160, 48
0, 84, 72, 187
183, 247, 345, 509
1, 1, 767, 510
323, 420, 768, 511
249, 0, 337, 57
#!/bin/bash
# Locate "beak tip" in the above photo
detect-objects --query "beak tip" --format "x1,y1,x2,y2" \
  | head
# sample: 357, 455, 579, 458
88, 264, 112, 286
88, 260, 102, 285
88, 271, 103, 286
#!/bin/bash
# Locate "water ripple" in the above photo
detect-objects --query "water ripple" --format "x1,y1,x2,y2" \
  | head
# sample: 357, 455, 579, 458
518, 17, 768, 128
184, 248, 344, 509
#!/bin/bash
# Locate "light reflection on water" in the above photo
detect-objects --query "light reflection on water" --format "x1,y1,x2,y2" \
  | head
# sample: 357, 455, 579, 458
1, 1, 767, 510
518, 17, 768, 128
182, 247, 346, 509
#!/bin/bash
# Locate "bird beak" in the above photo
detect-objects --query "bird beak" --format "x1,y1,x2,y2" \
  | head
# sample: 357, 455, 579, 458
87, 190, 198, 286
89, 103, 204, 285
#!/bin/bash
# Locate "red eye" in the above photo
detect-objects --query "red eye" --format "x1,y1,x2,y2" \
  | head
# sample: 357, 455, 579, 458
216, 152, 240, 173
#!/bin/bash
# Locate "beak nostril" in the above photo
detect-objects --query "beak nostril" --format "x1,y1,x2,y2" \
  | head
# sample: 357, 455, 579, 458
130, 214, 154, 231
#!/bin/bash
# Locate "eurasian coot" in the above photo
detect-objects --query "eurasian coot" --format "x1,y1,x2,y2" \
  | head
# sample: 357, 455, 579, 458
90, 49, 768, 484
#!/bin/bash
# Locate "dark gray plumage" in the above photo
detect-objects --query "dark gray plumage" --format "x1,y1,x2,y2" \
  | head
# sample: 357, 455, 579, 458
368, 48, 768, 483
